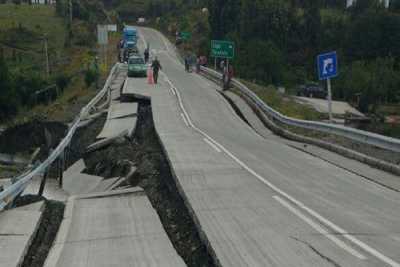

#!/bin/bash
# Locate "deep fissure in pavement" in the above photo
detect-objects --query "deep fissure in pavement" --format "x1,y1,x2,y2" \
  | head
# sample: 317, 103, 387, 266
84, 100, 216, 267
15, 196, 65, 267
220, 91, 251, 127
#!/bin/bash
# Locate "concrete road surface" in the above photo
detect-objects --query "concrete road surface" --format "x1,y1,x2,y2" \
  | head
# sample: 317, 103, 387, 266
44, 188, 186, 267
135, 27, 400, 267
0, 202, 44, 267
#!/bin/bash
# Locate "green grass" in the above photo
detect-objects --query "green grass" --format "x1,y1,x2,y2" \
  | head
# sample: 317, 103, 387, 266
240, 81, 326, 121
0, 3, 66, 69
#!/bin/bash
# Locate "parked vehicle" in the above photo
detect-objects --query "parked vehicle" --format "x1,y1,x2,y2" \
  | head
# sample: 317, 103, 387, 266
128, 56, 147, 77
297, 83, 327, 99
123, 26, 138, 49
123, 46, 139, 63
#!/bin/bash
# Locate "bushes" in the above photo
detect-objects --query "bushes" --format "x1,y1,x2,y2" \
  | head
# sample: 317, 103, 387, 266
72, 23, 95, 46
335, 57, 400, 112
0, 58, 18, 120
84, 64, 99, 88
55, 72, 70, 92
236, 40, 284, 85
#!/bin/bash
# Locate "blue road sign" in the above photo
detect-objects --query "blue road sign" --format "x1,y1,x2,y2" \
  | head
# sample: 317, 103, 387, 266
317, 51, 338, 80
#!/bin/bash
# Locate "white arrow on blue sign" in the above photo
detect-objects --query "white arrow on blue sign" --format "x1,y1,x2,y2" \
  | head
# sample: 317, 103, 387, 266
317, 51, 338, 80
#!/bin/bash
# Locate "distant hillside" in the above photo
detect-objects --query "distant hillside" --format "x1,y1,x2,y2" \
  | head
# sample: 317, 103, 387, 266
0, 3, 66, 72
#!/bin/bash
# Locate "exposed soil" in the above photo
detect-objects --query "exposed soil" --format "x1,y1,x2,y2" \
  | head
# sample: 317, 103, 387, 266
83, 100, 216, 267
0, 120, 67, 161
67, 114, 107, 170
14, 196, 65, 267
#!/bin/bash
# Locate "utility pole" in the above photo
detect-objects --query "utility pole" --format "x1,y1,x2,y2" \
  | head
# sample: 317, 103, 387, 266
69, 0, 73, 25
44, 35, 50, 78
327, 78, 333, 122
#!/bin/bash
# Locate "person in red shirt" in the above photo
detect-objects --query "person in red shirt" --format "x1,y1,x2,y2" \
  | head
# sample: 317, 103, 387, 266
223, 65, 234, 91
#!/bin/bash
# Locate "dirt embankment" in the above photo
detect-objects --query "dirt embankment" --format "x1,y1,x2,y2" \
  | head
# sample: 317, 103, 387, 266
0, 120, 67, 160
0, 120, 67, 178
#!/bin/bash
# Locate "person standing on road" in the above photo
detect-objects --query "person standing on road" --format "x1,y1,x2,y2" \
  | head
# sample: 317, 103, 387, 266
225, 65, 234, 91
196, 56, 201, 73
144, 48, 150, 63
221, 61, 227, 89
184, 56, 190, 72
151, 56, 162, 84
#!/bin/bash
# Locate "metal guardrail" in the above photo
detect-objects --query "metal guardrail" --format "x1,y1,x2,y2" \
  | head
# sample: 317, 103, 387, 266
0, 63, 119, 211
201, 66, 400, 153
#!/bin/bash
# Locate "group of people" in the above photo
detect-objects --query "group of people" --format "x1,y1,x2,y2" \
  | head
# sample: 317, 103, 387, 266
184, 55, 234, 90
184, 55, 208, 73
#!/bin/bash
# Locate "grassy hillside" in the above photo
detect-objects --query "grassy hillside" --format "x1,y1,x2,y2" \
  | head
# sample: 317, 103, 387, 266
0, 4, 66, 72
0, 2, 121, 125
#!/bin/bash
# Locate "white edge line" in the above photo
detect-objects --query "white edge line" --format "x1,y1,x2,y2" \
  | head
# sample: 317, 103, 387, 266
209, 130, 400, 267
153, 32, 400, 267
204, 138, 222, 153
273, 195, 366, 260
180, 113, 189, 127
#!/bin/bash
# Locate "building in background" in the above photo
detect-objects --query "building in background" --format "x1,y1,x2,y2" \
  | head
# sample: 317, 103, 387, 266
347, 0, 390, 8
31, 0, 56, 4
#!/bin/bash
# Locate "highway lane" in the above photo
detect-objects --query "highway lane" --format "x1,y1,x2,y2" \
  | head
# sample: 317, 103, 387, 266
138, 27, 400, 266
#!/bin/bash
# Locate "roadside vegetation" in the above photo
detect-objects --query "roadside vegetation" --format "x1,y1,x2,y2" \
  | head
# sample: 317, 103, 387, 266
240, 81, 326, 121
0, 0, 118, 125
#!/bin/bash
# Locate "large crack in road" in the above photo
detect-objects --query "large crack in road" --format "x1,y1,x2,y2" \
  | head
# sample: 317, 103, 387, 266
83, 99, 216, 267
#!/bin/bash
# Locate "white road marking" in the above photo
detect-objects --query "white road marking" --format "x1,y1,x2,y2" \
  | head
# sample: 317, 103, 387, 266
204, 138, 221, 153
273, 195, 366, 259
138, 29, 148, 50
180, 113, 189, 127
143, 29, 400, 267
162, 71, 400, 267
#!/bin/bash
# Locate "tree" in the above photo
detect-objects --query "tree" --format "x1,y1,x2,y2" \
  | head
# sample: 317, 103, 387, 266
237, 39, 285, 85
0, 58, 17, 120
207, 0, 240, 38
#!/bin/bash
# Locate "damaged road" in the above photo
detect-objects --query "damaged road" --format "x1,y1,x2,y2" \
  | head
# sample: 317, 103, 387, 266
83, 100, 216, 267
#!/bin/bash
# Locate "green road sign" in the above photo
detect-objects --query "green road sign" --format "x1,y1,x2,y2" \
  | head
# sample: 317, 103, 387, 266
180, 32, 192, 41
211, 40, 235, 59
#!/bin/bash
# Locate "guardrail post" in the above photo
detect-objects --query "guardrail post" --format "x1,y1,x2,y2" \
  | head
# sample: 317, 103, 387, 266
58, 156, 64, 188
64, 148, 68, 171
38, 168, 48, 196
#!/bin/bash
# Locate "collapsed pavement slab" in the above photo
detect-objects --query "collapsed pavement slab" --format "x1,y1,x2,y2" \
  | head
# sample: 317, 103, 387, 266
44, 188, 186, 267
0, 203, 44, 267
62, 160, 103, 195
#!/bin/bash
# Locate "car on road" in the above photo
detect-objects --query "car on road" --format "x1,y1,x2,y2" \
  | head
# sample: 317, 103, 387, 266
296, 83, 327, 99
128, 56, 147, 77
123, 46, 139, 63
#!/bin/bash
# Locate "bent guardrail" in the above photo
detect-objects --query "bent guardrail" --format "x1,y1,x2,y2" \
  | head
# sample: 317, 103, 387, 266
0, 63, 119, 211
201, 66, 400, 153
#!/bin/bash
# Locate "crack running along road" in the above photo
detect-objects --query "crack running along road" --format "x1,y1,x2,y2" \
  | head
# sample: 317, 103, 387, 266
141, 27, 400, 267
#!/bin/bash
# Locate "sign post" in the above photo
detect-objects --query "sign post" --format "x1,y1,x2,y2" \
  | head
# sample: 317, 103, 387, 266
317, 51, 338, 122
97, 25, 109, 68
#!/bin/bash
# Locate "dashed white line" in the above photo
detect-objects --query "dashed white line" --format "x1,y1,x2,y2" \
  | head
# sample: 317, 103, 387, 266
273, 195, 366, 260
142, 29, 400, 267
162, 69, 400, 267
204, 138, 222, 153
